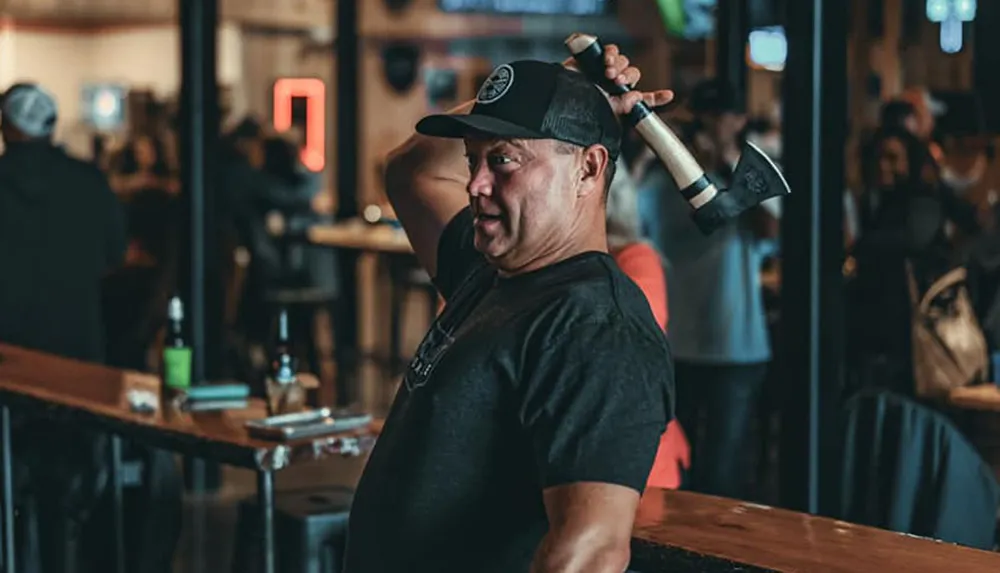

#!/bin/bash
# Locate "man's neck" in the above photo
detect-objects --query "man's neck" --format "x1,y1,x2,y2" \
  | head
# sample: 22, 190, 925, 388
495, 226, 608, 278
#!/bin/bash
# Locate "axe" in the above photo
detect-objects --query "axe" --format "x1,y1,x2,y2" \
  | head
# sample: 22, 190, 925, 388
565, 33, 790, 235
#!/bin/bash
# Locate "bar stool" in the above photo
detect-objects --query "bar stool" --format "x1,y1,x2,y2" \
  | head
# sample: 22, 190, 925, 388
231, 486, 353, 573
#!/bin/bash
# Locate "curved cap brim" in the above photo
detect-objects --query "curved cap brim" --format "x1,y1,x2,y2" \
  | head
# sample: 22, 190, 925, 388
416, 113, 546, 140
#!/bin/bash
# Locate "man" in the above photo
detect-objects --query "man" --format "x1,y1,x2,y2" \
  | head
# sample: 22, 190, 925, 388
0, 82, 126, 362
344, 47, 674, 572
0, 82, 126, 572
646, 78, 778, 500
880, 100, 920, 137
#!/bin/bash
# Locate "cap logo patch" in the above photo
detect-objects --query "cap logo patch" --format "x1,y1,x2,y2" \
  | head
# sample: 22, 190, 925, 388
476, 64, 514, 104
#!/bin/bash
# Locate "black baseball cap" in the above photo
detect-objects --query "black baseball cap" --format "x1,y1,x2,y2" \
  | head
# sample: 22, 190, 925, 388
416, 60, 622, 160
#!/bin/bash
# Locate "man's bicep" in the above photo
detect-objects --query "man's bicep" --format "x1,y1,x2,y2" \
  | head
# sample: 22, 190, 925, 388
384, 134, 470, 279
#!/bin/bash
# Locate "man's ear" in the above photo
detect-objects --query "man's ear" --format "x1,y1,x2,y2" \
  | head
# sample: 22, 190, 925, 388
579, 144, 609, 197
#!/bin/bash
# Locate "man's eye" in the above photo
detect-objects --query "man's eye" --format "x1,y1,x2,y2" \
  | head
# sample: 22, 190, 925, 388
488, 155, 512, 166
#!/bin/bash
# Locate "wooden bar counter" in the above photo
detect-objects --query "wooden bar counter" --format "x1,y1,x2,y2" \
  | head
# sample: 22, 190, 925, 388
0, 344, 374, 469
631, 489, 1000, 572
0, 343, 376, 572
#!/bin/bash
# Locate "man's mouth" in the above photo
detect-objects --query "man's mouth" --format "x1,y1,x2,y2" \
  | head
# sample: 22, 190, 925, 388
473, 212, 503, 229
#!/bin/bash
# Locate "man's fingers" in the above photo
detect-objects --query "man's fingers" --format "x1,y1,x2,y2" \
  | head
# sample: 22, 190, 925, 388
616, 67, 640, 87
644, 90, 675, 108
603, 44, 620, 65
620, 92, 644, 113
606, 54, 630, 79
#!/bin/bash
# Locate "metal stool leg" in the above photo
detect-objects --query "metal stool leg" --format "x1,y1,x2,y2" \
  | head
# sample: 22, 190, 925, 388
110, 435, 126, 573
1, 405, 14, 573
257, 470, 275, 573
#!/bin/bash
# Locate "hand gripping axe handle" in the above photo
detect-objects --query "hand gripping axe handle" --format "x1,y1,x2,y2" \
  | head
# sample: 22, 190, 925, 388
565, 33, 790, 234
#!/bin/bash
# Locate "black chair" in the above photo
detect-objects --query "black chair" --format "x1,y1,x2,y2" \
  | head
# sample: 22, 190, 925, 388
825, 389, 1000, 550
231, 486, 353, 573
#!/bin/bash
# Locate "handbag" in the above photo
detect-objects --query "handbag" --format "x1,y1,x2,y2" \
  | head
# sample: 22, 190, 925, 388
907, 262, 989, 398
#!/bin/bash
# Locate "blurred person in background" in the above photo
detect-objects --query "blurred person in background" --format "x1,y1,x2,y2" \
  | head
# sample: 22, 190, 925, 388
606, 157, 690, 490
0, 82, 126, 572
221, 120, 338, 366
900, 87, 944, 165
644, 78, 778, 501
103, 132, 182, 369
0, 83, 126, 361
606, 156, 668, 330
880, 100, 920, 137
260, 135, 346, 377
847, 127, 980, 395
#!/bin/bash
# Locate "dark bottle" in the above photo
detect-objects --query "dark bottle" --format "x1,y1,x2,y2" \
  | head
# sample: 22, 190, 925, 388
270, 308, 298, 384
163, 295, 192, 391
266, 308, 305, 414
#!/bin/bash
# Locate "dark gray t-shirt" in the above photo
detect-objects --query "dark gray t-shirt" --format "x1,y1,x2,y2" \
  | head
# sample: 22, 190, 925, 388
344, 207, 674, 572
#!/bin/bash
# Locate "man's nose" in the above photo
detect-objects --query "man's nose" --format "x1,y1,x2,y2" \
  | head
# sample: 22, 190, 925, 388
467, 164, 493, 197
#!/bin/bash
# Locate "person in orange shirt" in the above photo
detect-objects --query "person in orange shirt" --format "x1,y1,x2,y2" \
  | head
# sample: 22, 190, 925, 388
606, 158, 690, 489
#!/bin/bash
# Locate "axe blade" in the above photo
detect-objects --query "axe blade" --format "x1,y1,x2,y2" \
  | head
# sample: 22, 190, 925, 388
690, 140, 791, 234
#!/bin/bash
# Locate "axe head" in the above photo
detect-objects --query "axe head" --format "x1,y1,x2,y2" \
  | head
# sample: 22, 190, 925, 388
690, 140, 790, 234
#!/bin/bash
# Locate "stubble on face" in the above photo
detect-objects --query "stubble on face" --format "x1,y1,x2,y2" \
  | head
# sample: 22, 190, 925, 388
465, 137, 584, 274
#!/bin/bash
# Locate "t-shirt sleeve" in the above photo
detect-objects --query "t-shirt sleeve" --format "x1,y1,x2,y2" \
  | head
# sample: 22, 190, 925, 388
516, 321, 673, 493
433, 206, 487, 300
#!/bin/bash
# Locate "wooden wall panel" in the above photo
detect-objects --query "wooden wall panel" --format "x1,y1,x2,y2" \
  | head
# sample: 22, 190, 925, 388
357, 44, 490, 209
901, 17, 973, 92
237, 31, 336, 194
1, 0, 330, 30
615, 0, 672, 99
360, 0, 521, 39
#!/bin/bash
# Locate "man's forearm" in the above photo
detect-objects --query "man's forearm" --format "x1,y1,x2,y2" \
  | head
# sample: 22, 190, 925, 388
529, 530, 630, 573
383, 98, 475, 201
380, 98, 473, 278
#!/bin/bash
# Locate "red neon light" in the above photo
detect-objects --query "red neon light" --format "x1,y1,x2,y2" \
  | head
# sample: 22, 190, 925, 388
272, 78, 325, 172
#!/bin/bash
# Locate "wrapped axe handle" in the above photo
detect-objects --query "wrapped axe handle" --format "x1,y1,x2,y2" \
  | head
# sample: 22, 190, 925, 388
565, 33, 718, 210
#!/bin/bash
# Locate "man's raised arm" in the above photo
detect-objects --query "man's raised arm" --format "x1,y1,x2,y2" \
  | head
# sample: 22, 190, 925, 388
383, 100, 473, 279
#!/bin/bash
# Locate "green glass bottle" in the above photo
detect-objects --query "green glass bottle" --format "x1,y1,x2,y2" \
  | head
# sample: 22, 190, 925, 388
163, 295, 192, 391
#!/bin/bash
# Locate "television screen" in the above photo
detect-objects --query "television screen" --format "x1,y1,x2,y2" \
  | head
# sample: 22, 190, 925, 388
438, 0, 613, 16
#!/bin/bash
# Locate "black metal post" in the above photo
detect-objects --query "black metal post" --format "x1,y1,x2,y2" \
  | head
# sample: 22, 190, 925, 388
778, 0, 847, 514
973, 0, 1000, 133
179, 0, 220, 569
336, 0, 360, 404
715, 0, 748, 97
178, 0, 217, 389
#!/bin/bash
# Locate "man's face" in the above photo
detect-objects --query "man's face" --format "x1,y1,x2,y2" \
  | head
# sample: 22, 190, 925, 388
877, 136, 909, 188
463, 137, 588, 272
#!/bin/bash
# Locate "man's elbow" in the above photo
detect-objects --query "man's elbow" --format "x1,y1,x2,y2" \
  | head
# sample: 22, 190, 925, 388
533, 532, 631, 573
384, 138, 421, 202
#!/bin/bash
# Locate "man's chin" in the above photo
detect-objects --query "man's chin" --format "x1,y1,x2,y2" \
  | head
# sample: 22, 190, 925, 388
473, 235, 507, 262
